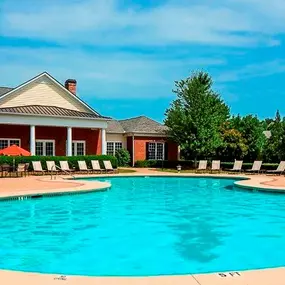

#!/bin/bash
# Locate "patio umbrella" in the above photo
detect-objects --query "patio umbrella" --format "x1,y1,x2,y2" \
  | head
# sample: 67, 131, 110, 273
0, 145, 31, 156
0, 145, 31, 172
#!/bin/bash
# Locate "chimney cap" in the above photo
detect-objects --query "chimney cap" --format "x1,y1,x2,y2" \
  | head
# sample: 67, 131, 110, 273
65, 79, 77, 84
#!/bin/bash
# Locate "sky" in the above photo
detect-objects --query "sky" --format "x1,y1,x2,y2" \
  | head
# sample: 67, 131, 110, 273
0, 0, 285, 122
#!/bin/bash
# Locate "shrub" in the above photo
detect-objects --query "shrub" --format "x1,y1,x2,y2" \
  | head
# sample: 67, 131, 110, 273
0, 155, 118, 171
115, 148, 131, 167
134, 160, 280, 171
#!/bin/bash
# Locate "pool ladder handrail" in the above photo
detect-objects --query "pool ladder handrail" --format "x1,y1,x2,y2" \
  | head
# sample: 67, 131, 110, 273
50, 165, 75, 180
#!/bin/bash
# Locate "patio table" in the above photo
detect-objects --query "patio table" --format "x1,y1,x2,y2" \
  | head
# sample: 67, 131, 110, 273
0, 164, 12, 177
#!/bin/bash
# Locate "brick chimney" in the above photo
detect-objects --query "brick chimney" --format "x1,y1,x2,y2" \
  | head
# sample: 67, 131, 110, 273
65, 79, 77, 95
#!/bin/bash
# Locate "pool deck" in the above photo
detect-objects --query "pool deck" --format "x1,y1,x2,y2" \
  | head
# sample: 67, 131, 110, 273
1, 168, 285, 284
1, 267, 285, 285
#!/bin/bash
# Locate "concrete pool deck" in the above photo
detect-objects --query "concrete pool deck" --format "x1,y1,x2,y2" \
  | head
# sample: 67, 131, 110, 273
1, 267, 285, 285
1, 169, 285, 198
1, 168, 285, 284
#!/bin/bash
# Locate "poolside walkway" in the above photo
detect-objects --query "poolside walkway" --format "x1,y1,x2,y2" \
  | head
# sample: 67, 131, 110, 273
1, 267, 285, 284
1, 169, 285, 198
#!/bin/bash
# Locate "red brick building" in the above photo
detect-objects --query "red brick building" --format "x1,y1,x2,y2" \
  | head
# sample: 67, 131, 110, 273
0, 72, 178, 163
106, 117, 179, 166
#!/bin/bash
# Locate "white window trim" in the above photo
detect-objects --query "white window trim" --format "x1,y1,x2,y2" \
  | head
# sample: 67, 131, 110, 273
36, 139, 55, 156
72, 140, 86, 156
148, 142, 165, 160
0, 138, 21, 149
106, 141, 123, 156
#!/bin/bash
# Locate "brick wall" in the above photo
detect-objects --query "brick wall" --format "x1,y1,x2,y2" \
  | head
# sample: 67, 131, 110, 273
132, 136, 178, 162
0, 124, 101, 155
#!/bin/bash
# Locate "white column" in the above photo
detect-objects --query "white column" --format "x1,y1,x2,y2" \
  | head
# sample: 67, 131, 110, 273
30, 125, 36, 155
67, 127, 72, 156
132, 135, 135, 167
101, 129, 106, 155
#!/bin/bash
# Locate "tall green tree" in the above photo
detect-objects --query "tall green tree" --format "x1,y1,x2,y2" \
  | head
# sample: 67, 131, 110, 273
263, 110, 285, 162
218, 122, 248, 160
229, 115, 265, 161
164, 71, 229, 160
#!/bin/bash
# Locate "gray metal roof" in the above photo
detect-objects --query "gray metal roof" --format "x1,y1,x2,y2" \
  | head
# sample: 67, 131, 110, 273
118, 116, 168, 135
0, 105, 109, 119
0, 87, 13, 97
107, 120, 125, 133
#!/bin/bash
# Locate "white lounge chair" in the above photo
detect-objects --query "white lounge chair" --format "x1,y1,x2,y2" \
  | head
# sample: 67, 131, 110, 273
246, 161, 262, 174
91, 160, 103, 173
32, 161, 46, 175
196, 160, 207, 173
266, 161, 285, 175
211, 160, 221, 173
78, 161, 92, 173
103, 160, 117, 173
228, 160, 243, 173
59, 161, 75, 174
46, 161, 59, 173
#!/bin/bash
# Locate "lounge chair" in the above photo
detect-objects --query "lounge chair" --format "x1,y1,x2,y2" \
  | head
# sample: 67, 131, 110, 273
103, 160, 118, 173
196, 160, 207, 173
78, 161, 92, 173
266, 161, 285, 175
16, 163, 28, 177
211, 160, 221, 173
91, 160, 103, 173
59, 161, 75, 174
46, 161, 59, 173
245, 161, 262, 174
32, 161, 46, 175
227, 160, 243, 173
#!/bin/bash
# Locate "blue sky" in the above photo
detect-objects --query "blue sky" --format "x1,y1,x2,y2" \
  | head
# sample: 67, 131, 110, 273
0, 0, 285, 122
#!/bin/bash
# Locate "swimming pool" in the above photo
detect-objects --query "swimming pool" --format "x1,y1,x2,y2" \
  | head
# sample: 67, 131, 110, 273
0, 176, 284, 276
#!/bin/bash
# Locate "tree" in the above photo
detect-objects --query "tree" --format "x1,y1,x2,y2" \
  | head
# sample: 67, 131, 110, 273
115, 148, 131, 166
164, 71, 230, 160
218, 123, 248, 160
263, 110, 285, 162
229, 115, 265, 161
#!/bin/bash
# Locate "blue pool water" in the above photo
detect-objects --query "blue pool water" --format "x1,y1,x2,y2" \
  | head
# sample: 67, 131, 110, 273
0, 176, 285, 276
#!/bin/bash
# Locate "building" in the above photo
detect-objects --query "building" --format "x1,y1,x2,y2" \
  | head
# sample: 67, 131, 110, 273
106, 116, 179, 165
0, 72, 178, 162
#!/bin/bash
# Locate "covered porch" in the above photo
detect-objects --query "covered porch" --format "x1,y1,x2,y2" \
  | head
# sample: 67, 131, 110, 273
0, 107, 108, 156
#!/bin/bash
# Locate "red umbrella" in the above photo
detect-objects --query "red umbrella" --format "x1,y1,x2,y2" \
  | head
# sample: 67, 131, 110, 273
0, 145, 31, 156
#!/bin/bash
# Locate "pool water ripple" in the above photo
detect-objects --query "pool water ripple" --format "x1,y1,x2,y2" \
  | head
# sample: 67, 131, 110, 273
0, 176, 285, 276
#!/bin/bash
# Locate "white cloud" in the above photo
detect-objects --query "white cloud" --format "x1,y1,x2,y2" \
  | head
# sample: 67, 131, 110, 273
216, 60, 285, 82
0, 46, 225, 98
1, 0, 284, 47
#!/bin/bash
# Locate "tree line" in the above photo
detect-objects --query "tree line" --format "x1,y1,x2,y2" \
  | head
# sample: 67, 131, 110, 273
164, 71, 285, 162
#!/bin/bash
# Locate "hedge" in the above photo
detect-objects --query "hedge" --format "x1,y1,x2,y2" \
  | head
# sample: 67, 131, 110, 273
134, 160, 280, 171
0, 155, 118, 171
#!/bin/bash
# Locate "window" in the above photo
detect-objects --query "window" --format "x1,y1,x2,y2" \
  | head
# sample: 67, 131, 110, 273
72, 141, 85, 156
106, 142, 123, 156
147, 142, 165, 160
0, 138, 20, 150
36, 140, 55, 156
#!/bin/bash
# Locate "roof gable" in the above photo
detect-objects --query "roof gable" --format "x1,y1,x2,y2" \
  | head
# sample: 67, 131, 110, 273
117, 116, 168, 135
0, 72, 99, 115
